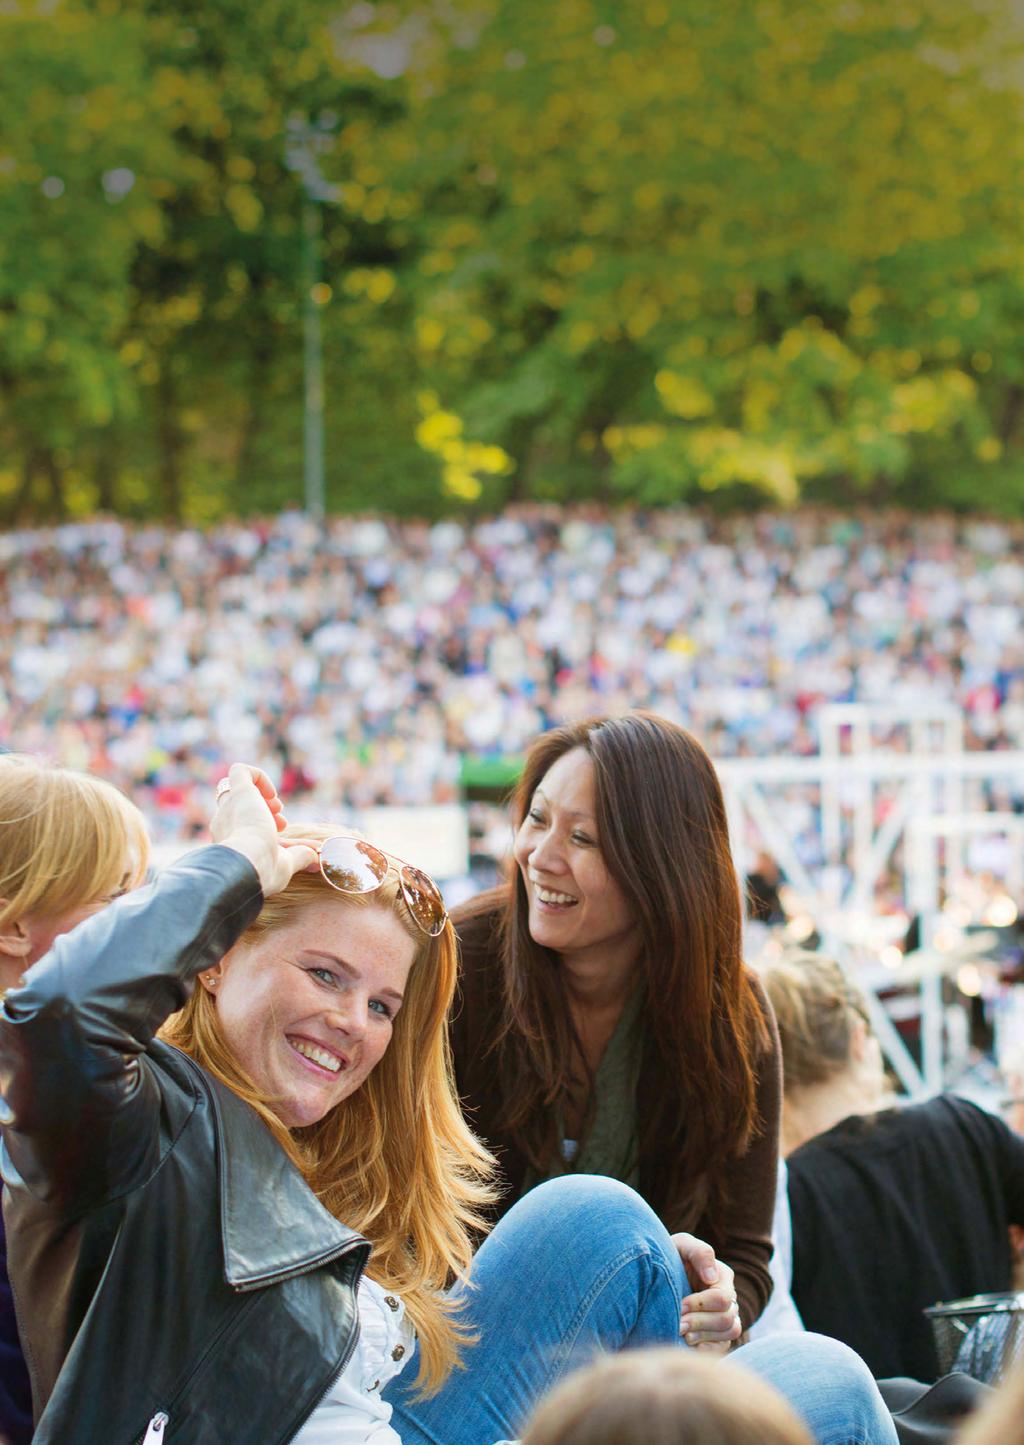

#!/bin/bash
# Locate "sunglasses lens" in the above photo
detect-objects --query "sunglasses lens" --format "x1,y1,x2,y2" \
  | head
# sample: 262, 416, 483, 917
319, 837, 389, 895
400, 865, 447, 937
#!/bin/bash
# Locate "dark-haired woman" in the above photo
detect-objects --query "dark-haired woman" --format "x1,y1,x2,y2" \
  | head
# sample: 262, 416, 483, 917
451, 712, 775, 1341
438, 713, 900, 1443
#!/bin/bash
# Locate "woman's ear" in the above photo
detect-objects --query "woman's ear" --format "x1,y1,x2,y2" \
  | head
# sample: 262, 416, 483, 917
849, 1015, 886, 1100
0, 909, 32, 993
848, 1015, 870, 1064
0, 909, 33, 962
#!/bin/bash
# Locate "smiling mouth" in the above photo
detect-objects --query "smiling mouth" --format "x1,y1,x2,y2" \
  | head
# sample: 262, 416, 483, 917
287, 1036, 347, 1076
533, 885, 579, 907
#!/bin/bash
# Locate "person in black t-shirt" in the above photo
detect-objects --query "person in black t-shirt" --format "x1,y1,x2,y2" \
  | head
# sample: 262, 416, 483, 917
760, 951, 1024, 1382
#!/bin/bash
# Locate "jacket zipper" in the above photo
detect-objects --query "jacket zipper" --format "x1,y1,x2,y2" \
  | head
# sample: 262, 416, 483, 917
142, 1411, 168, 1443
127, 1286, 261, 1442
130, 1243, 366, 1444
272, 1238, 370, 1443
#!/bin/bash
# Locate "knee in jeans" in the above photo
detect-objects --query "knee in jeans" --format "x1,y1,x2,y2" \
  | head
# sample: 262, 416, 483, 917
516, 1176, 671, 1262
524, 1175, 658, 1227
797, 1333, 877, 1387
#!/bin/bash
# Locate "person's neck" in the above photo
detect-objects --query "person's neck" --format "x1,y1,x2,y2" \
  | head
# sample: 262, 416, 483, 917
560, 943, 638, 1017
782, 1075, 883, 1155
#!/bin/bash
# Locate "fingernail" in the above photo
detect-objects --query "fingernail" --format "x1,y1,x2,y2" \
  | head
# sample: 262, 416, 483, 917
703, 1266, 718, 1283
679, 1320, 690, 1334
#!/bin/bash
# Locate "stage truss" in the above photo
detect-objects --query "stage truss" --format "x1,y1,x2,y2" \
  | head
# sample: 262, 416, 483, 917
720, 704, 1024, 1096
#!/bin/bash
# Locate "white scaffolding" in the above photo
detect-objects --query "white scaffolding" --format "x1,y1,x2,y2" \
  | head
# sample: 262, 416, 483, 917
906, 813, 1024, 1090
720, 706, 1024, 1096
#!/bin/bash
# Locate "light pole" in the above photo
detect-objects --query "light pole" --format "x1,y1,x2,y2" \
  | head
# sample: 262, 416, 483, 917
284, 112, 339, 522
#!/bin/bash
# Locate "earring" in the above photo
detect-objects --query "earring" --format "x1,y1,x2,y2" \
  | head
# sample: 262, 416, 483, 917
204, 974, 219, 989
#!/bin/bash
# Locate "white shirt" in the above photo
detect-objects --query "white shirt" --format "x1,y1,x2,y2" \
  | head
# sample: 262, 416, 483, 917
293, 1276, 416, 1444
748, 1158, 805, 1338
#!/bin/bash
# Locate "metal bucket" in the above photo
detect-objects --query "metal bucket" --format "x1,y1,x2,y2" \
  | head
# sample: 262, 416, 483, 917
925, 1292, 1024, 1383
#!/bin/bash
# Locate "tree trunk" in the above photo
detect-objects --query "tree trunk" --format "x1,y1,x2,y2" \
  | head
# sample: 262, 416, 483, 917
998, 383, 1024, 447
94, 430, 120, 512
581, 410, 614, 502
234, 332, 272, 506
156, 363, 185, 520
8, 448, 41, 523
41, 448, 67, 518
503, 414, 541, 502
5, 445, 65, 522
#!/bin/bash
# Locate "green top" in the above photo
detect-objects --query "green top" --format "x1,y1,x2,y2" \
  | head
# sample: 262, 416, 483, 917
522, 983, 646, 1193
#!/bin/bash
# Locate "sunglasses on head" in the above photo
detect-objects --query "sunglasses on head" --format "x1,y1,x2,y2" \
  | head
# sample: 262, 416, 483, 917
313, 835, 448, 938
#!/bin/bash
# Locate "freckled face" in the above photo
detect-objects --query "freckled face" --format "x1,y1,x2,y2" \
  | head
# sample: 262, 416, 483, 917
210, 897, 416, 1129
513, 748, 639, 972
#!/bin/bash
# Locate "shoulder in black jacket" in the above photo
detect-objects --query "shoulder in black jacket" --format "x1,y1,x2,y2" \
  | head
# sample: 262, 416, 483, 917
0, 846, 369, 1445
788, 1093, 1024, 1381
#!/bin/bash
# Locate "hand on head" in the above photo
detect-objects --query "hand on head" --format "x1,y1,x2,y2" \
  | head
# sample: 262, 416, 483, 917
212, 763, 318, 897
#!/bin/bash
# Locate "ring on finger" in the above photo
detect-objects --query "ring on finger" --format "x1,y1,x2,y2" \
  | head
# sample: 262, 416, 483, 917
215, 778, 232, 800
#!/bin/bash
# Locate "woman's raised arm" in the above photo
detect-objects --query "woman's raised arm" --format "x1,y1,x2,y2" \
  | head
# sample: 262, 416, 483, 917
0, 764, 316, 1212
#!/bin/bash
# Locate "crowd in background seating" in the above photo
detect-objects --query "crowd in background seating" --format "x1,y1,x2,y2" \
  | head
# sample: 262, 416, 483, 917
4, 505, 1024, 850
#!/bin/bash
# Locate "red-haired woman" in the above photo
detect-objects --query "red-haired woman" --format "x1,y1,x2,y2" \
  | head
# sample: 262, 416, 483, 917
450, 712, 778, 1348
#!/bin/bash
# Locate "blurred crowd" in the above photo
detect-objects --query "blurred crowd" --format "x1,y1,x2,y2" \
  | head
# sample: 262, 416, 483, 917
3, 505, 1024, 852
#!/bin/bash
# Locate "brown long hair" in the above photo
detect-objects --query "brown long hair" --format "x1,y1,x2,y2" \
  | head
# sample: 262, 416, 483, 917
497, 712, 767, 1225
162, 824, 495, 1394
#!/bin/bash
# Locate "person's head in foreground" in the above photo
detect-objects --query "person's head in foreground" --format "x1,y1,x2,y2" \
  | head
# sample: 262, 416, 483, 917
161, 819, 493, 1389
0, 752, 149, 991
520, 1348, 812, 1445
757, 950, 886, 1154
957, 1358, 1024, 1445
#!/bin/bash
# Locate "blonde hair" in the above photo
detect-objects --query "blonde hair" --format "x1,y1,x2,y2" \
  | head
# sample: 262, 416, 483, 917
757, 950, 871, 1097
0, 753, 149, 935
521, 1348, 812, 1445
161, 824, 495, 1394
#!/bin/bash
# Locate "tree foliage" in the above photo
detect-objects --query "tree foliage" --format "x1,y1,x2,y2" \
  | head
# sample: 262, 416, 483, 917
2, 0, 1024, 519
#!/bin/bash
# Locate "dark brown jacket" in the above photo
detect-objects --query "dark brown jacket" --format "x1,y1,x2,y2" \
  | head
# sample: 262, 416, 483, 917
450, 892, 781, 1327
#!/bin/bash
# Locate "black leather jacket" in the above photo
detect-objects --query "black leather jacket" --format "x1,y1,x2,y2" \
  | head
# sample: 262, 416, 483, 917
0, 846, 370, 1444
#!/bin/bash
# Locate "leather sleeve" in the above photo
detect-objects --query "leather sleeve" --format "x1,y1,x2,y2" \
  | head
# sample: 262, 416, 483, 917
0, 845, 263, 1211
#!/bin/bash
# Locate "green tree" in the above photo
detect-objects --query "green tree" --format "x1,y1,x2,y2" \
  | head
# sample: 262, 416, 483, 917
4, 0, 1024, 519
0, 3, 173, 518
118, 0, 412, 519
367, 0, 1024, 510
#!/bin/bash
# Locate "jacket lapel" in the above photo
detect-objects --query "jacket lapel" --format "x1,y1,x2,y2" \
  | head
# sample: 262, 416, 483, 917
204, 1067, 369, 1291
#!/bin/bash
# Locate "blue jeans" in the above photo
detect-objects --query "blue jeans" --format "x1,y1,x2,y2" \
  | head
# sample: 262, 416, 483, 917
386, 1175, 897, 1445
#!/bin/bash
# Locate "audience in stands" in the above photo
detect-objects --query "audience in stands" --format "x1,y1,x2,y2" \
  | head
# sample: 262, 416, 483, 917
3, 507, 1022, 863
